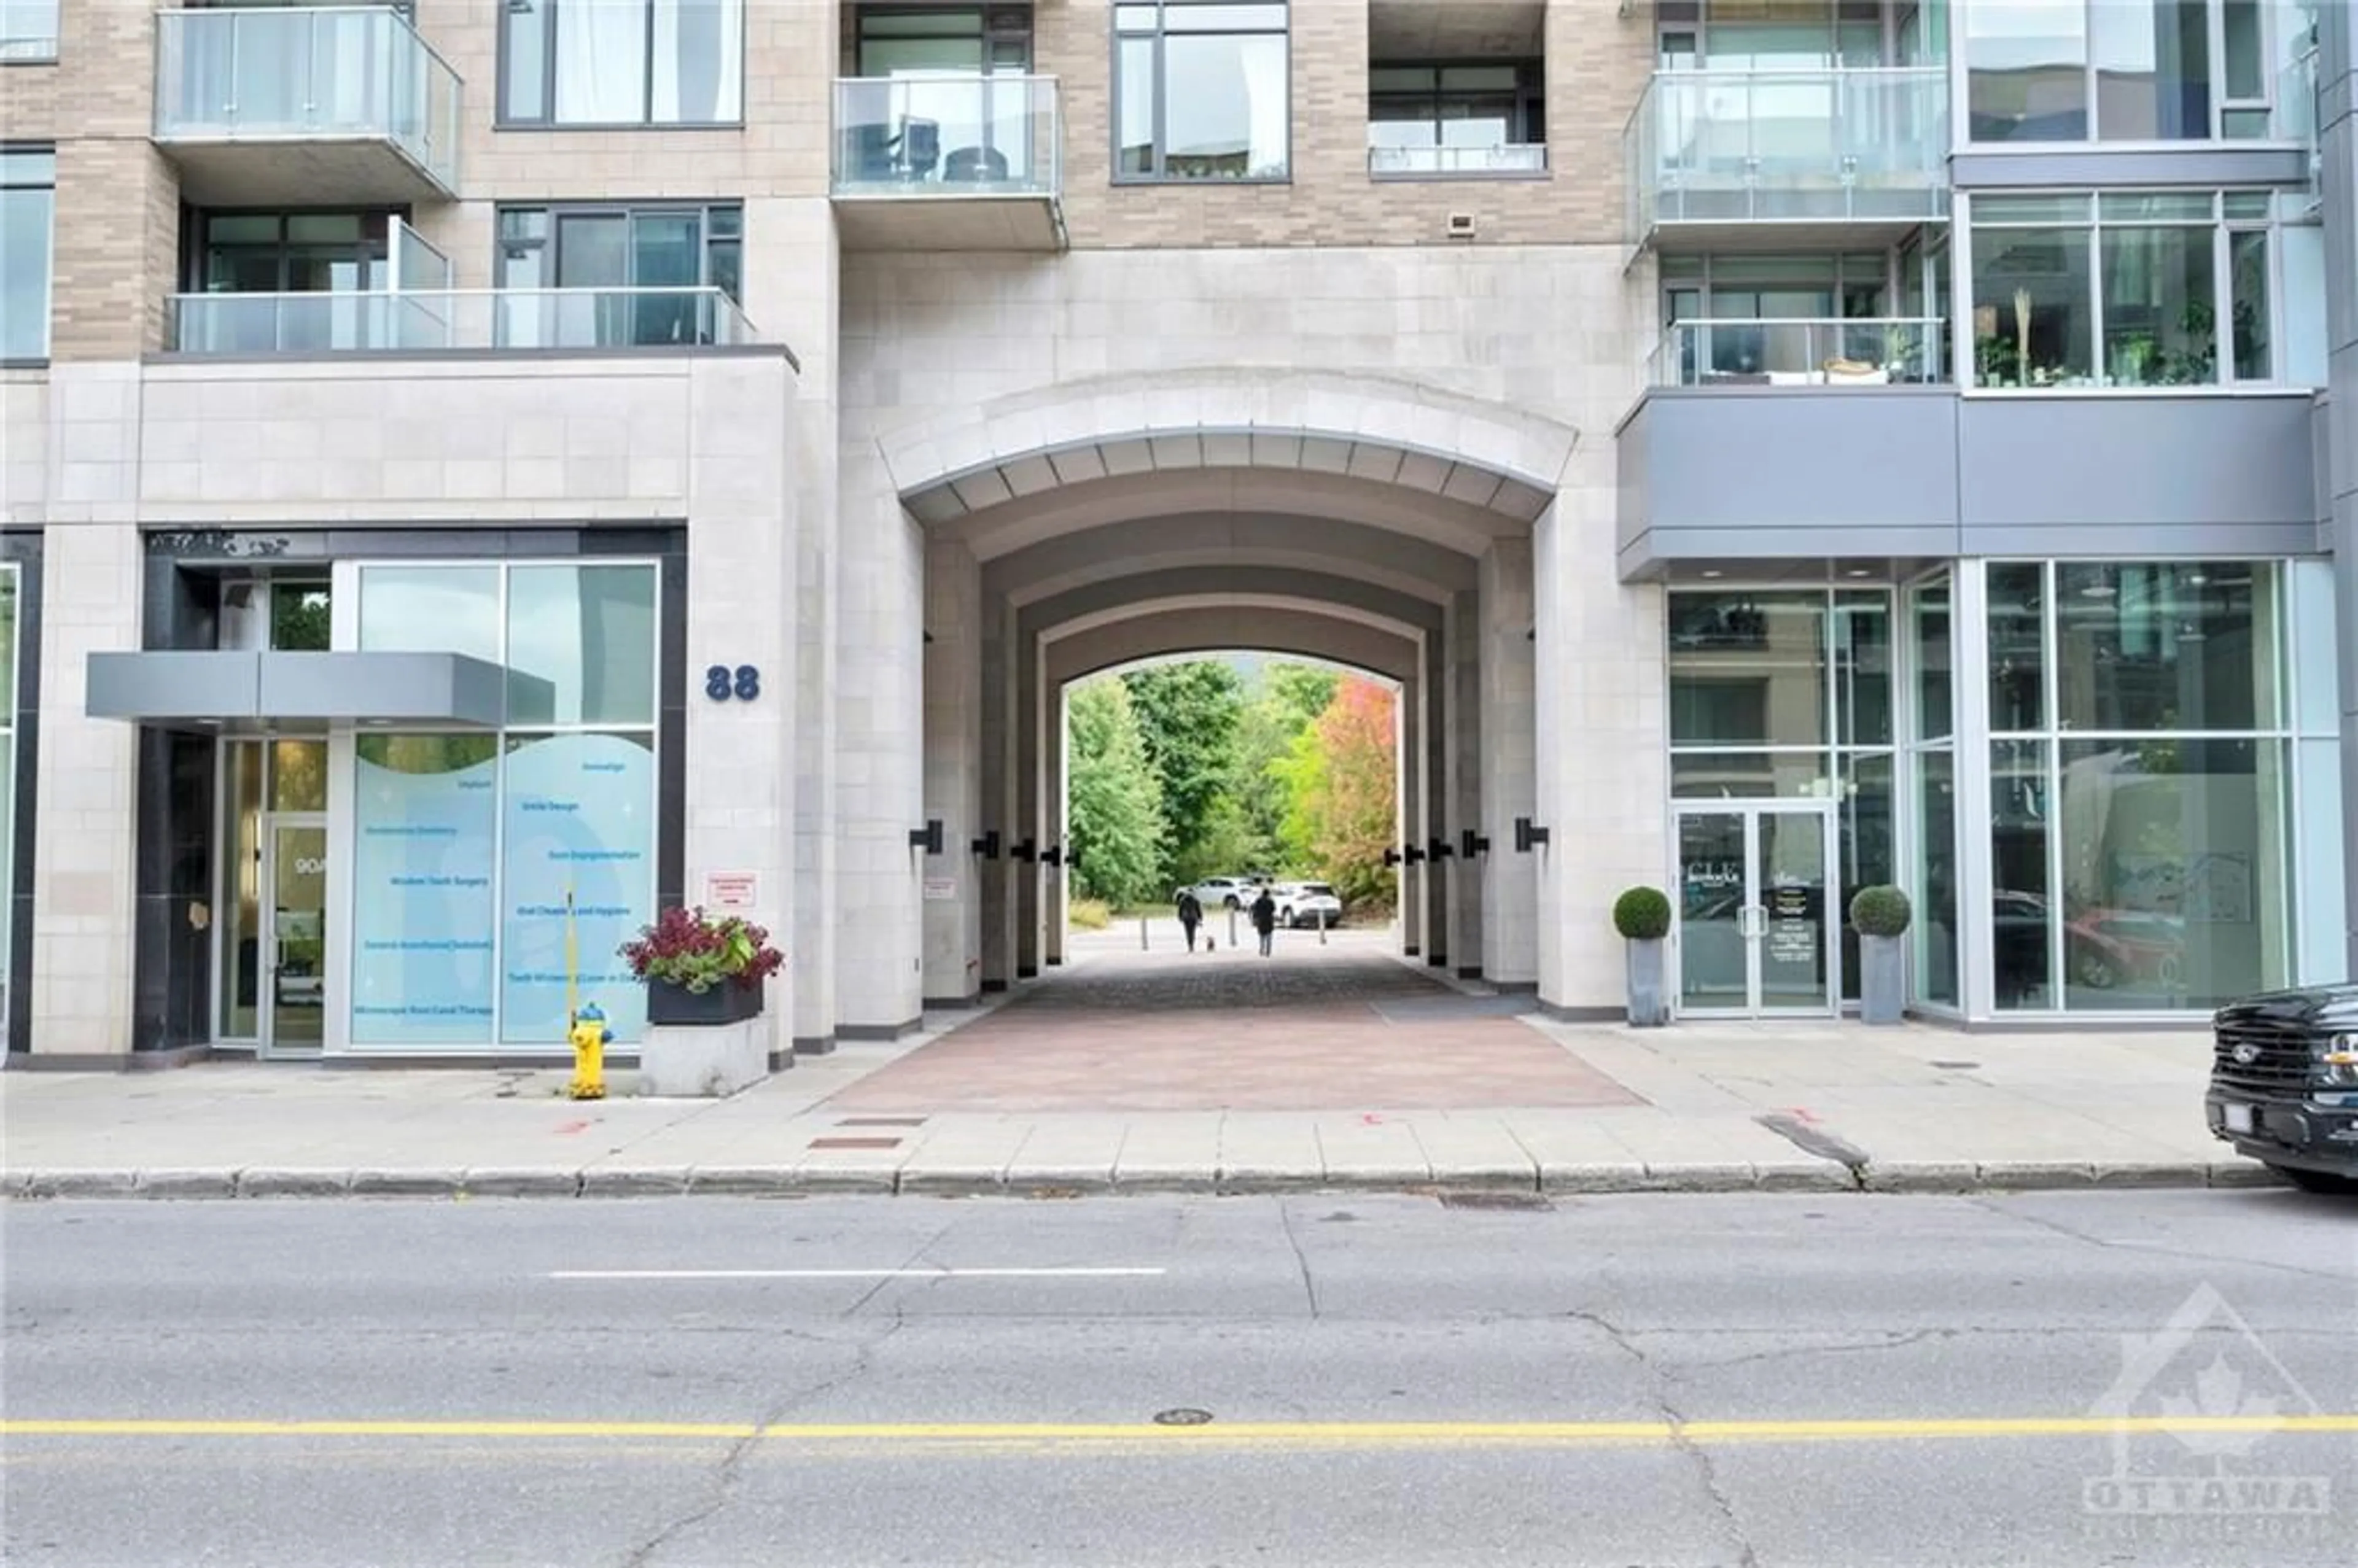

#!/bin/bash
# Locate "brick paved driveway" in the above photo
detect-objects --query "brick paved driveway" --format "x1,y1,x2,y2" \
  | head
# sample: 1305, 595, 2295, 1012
827, 934, 1644, 1113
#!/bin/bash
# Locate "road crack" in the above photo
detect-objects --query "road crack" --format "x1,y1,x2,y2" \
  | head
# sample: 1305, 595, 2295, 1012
1971, 1197, 2358, 1285
1277, 1199, 1322, 1319
1565, 1302, 1760, 1568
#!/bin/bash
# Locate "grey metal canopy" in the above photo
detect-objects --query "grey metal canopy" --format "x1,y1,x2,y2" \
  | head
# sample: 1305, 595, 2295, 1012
85, 651, 547, 731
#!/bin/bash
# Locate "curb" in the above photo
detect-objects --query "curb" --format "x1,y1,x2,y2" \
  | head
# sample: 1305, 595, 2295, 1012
4, 1160, 2279, 1200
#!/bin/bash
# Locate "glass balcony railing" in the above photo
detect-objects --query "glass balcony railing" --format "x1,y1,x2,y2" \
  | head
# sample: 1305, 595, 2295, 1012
832, 74, 1060, 198
1646, 318, 1950, 388
1627, 67, 1948, 235
1368, 143, 1549, 177
154, 6, 461, 193
165, 288, 757, 356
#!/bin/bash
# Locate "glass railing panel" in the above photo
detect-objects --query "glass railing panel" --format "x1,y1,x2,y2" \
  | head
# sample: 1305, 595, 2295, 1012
1368, 144, 1548, 177
166, 288, 757, 355
1651, 318, 1949, 387
154, 7, 461, 190
1628, 67, 1948, 230
832, 74, 1060, 197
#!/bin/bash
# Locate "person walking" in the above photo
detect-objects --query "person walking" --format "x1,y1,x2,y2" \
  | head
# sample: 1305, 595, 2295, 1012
1176, 888, 1204, 953
1250, 885, 1277, 958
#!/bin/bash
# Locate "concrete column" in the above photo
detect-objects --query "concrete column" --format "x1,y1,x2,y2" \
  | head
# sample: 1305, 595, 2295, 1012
30, 503, 141, 1057
682, 355, 798, 1061
1481, 540, 1539, 989
978, 591, 1013, 991
1423, 628, 1450, 967
1530, 482, 1668, 1017
920, 535, 982, 1007
831, 464, 925, 1036
1043, 666, 1067, 967
1447, 589, 1485, 977
2321, 0, 2358, 976
742, 193, 840, 1055
1015, 631, 1041, 977
1399, 672, 1421, 958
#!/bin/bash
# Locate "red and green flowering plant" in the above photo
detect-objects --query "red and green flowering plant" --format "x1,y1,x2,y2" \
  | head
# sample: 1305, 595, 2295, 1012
619, 907, 784, 995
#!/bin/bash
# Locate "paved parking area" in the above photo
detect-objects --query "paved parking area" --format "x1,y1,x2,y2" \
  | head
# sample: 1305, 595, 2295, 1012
828, 931, 1644, 1113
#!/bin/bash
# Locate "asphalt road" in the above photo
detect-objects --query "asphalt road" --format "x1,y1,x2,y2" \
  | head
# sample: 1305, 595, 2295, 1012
4, 1190, 2355, 1567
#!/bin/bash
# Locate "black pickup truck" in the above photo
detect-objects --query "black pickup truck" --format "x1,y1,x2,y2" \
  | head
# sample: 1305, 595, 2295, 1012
2206, 984, 2358, 1194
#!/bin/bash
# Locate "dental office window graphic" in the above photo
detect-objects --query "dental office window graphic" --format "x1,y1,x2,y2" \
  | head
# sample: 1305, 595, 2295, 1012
350, 562, 658, 1048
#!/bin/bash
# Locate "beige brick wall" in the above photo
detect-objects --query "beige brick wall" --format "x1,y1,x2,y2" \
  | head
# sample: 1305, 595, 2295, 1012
12, 1, 180, 360
418, 0, 836, 203
1043, 0, 1653, 250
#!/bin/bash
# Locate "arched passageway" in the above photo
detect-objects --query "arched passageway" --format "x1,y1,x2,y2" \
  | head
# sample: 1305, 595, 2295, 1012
823, 364, 1658, 1050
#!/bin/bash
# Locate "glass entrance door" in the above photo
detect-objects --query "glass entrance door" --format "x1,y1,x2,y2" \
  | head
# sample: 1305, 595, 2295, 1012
1674, 804, 1836, 1016
264, 817, 329, 1055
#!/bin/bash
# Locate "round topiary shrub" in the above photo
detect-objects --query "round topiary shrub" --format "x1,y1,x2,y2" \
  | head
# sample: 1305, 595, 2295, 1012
1850, 885, 1913, 938
1613, 886, 1672, 942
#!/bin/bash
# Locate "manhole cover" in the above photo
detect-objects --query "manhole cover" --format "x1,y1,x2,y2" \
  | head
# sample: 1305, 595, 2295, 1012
1153, 1408, 1215, 1426
1438, 1192, 1553, 1212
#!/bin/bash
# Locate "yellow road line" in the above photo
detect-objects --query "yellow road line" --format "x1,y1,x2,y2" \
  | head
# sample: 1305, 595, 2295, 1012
6, 1415, 2356, 1446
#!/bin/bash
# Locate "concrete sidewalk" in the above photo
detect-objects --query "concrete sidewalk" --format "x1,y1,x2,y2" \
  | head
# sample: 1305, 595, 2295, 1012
0, 994, 2259, 1199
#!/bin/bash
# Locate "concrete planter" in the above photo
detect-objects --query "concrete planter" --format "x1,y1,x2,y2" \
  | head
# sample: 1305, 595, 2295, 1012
1859, 934, 1905, 1025
637, 1018, 769, 1097
1625, 938, 1668, 1028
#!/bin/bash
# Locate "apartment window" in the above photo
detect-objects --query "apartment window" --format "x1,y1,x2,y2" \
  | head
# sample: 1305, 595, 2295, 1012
496, 204, 741, 346
1966, 0, 2293, 142
0, 148, 52, 360
1116, 1, 1288, 181
502, 0, 744, 126
1368, 63, 1544, 174
0, 0, 56, 61
1968, 190, 2313, 388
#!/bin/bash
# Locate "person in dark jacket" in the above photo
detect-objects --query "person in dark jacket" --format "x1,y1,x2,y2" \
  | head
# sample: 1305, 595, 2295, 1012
1176, 889, 1204, 952
1249, 887, 1277, 957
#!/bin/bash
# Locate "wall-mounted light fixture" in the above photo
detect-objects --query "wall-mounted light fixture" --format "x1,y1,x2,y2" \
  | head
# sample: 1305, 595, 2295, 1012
909, 820, 943, 854
1461, 828, 1491, 858
1427, 837, 1453, 862
970, 829, 1001, 860
1013, 839, 1037, 863
1513, 817, 1549, 852
1040, 845, 1064, 867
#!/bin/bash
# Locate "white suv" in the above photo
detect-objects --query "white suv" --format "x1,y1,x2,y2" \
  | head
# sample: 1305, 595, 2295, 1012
1278, 882, 1344, 929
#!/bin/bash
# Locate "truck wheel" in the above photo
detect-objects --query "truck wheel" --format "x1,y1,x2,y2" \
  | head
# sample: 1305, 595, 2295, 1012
2268, 1165, 2358, 1196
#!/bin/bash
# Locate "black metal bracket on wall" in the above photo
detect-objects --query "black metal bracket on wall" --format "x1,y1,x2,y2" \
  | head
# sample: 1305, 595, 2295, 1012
910, 820, 943, 854
1461, 828, 1491, 858
1427, 837, 1453, 862
1013, 839, 1037, 863
1384, 845, 1426, 867
1513, 817, 1549, 852
970, 830, 1001, 860
1040, 845, 1064, 867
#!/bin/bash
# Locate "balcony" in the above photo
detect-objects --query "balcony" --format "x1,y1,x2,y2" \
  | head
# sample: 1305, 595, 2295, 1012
831, 74, 1064, 252
153, 6, 460, 206
1369, 144, 1547, 179
1627, 68, 1948, 250
164, 288, 758, 357
1648, 317, 1949, 388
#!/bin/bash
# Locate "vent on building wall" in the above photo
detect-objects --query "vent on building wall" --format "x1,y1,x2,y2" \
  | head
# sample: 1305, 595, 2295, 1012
1446, 213, 1477, 241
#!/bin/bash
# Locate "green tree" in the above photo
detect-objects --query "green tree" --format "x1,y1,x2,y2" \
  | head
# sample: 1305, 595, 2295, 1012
1065, 678, 1166, 907
1233, 662, 1340, 875
1270, 677, 1399, 906
1120, 661, 1246, 887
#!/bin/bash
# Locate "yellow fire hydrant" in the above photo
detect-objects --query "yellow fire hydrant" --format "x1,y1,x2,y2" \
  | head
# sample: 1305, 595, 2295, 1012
568, 1001, 612, 1101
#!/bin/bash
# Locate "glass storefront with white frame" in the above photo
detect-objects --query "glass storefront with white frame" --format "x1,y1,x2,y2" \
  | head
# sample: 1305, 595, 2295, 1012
200, 559, 663, 1057
1670, 557, 2346, 1022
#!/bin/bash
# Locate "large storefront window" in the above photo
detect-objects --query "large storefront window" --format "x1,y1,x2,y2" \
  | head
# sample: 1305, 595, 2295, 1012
1986, 561, 2293, 1012
1670, 588, 1897, 1005
348, 562, 659, 1048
